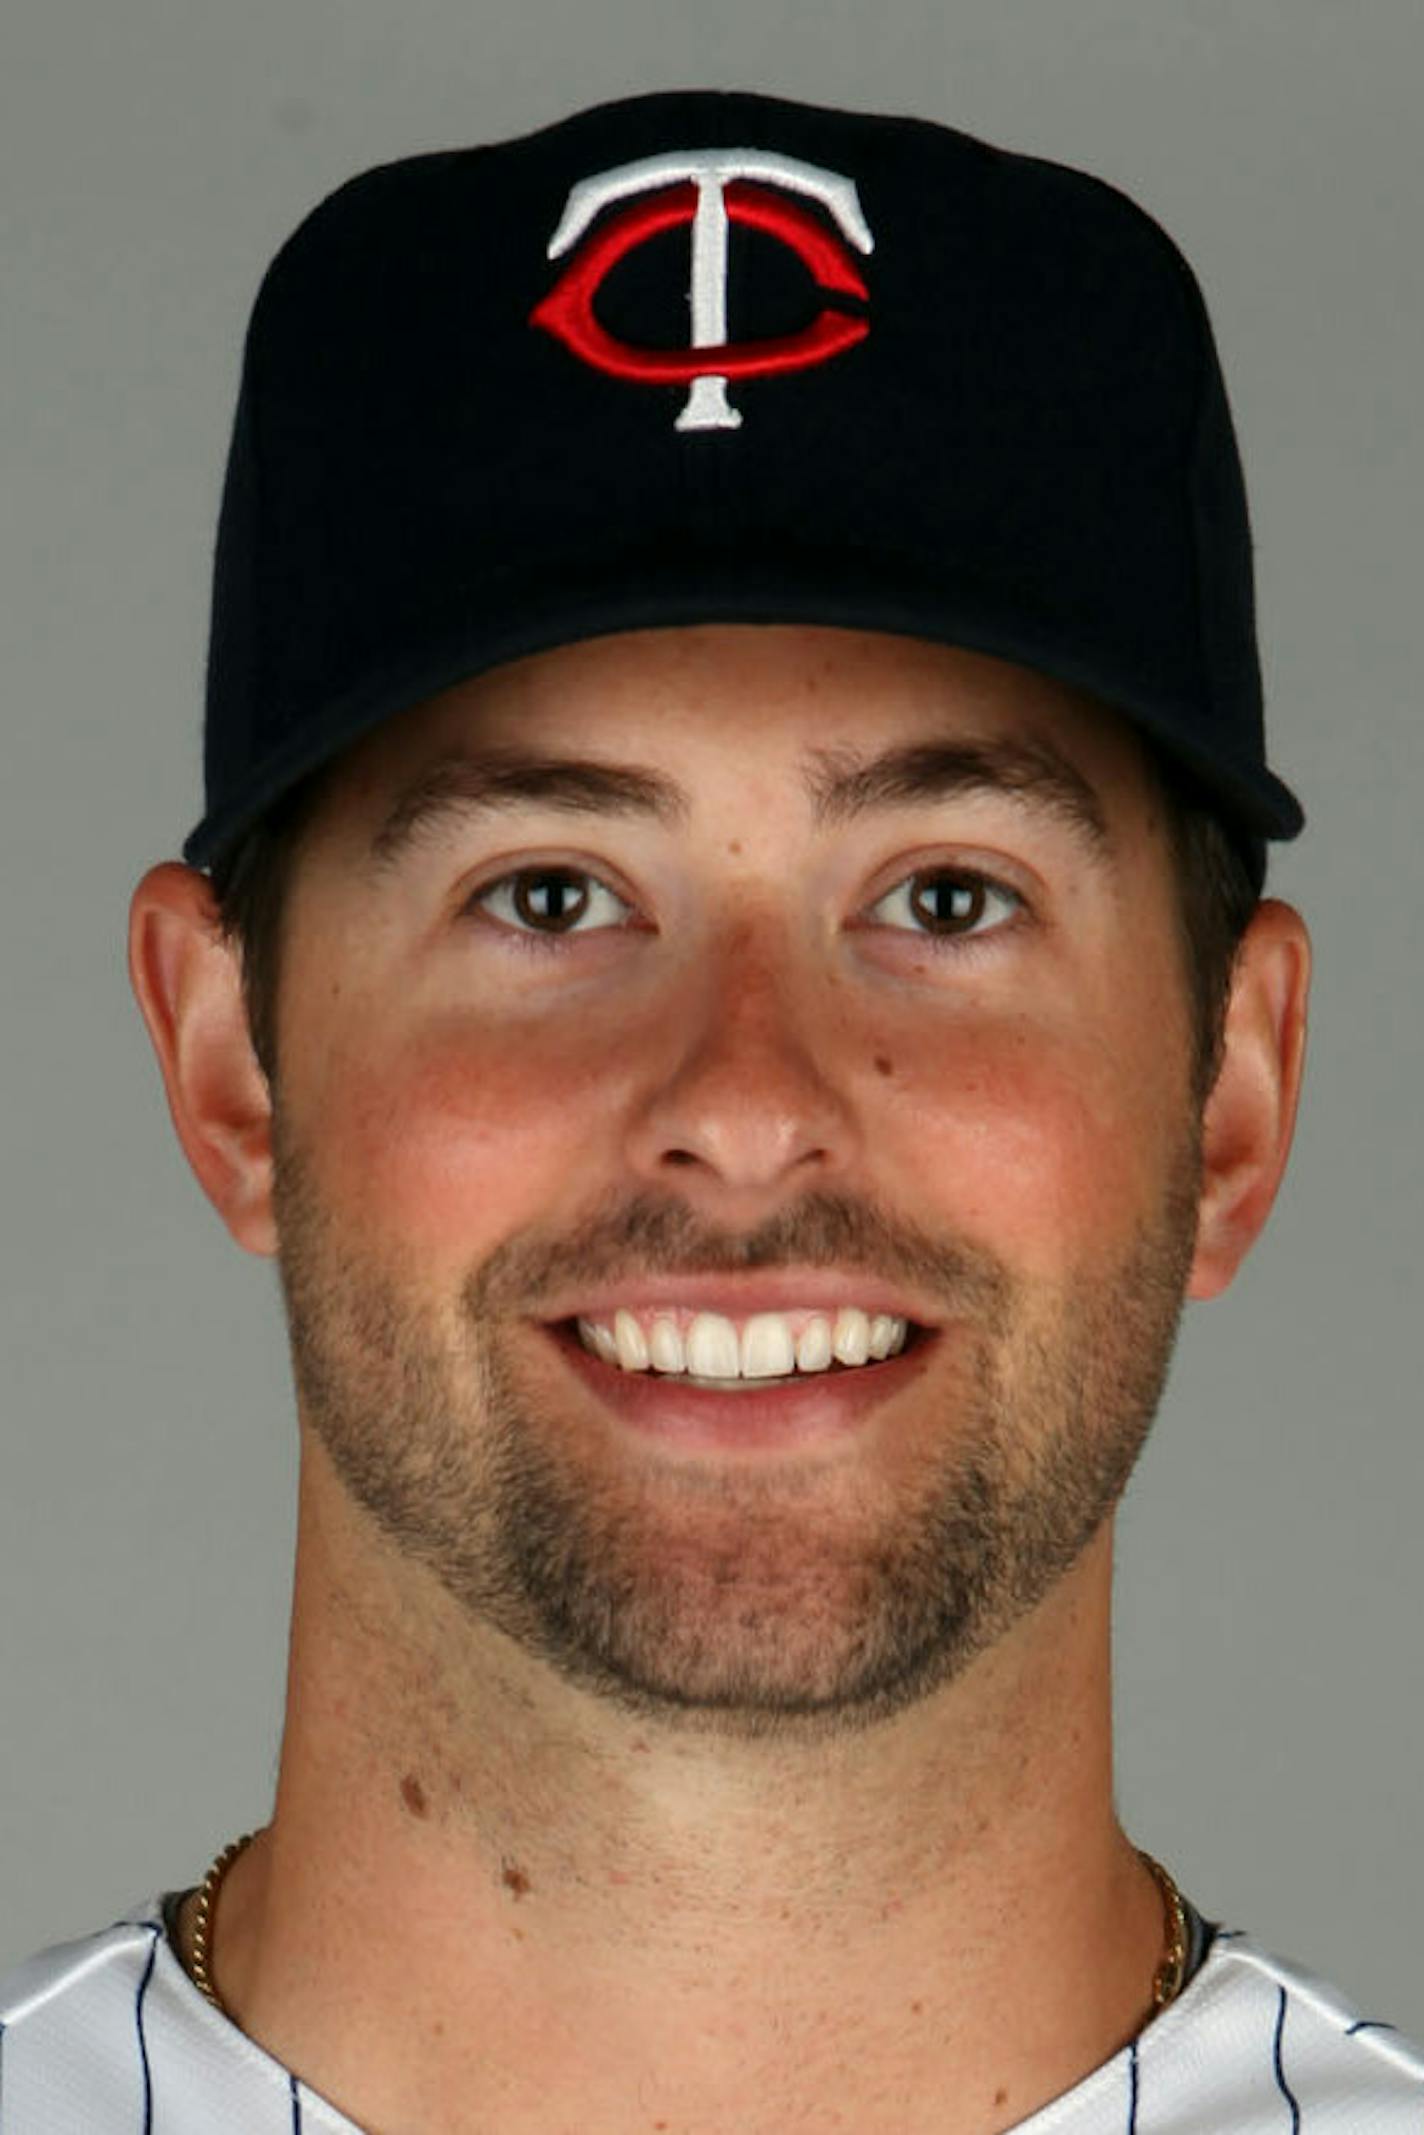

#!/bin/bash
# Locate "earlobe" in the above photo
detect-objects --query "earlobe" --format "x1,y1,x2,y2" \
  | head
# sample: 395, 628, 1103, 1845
128, 861, 278, 1257
1187, 898, 1312, 1301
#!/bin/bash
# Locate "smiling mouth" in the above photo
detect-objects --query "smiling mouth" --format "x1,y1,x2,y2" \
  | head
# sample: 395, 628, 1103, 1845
548, 1316, 933, 1387
536, 1314, 943, 1453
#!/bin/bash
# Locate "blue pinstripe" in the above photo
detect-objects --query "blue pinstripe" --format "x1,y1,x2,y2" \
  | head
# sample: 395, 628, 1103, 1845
1126, 2035, 1139, 2131
1271, 1986, 1301, 2131
291, 2071, 303, 2129
134, 1931, 159, 2134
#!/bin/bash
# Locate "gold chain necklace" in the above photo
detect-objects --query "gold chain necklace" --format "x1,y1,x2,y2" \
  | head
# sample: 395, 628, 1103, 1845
185, 1833, 1189, 2022
1138, 1847, 1189, 2010
187, 1832, 257, 2013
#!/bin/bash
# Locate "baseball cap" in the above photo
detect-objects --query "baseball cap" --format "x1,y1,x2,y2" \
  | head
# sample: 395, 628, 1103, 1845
185, 87, 1305, 882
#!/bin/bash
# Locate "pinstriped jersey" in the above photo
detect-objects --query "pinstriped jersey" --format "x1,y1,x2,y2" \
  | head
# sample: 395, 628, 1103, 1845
2, 1900, 1423, 2129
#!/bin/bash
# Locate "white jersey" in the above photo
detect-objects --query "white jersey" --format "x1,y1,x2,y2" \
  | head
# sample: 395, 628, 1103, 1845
2, 1899, 1423, 2130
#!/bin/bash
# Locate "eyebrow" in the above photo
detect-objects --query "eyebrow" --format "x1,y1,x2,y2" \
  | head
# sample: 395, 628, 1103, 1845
367, 732, 1113, 869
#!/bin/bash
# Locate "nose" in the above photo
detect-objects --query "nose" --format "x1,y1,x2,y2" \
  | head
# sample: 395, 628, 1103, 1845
621, 913, 862, 1200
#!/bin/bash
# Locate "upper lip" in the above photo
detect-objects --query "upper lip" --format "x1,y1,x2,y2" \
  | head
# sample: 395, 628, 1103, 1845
537, 1275, 944, 1328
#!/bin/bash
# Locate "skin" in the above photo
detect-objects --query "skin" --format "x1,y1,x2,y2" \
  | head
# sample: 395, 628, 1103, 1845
130, 624, 1311, 2135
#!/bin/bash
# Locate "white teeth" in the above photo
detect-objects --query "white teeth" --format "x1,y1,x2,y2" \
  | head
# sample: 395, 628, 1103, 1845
573, 1305, 913, 1379
831, 1308, 871, 1366
685, 1313, 741, 1379
795, 1316, 833, 1374
613, 1309, 649, 1371
740, 1313, 797, 1379
868, 1314, 897, 1361
647, 1315, 685, 1373
578, 1316, 620, 1365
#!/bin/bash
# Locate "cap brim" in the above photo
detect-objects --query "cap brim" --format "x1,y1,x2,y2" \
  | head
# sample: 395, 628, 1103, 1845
183, 560, 1304, 869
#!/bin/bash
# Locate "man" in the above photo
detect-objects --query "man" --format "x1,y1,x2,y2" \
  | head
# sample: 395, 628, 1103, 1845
1, 85, 1416, 2131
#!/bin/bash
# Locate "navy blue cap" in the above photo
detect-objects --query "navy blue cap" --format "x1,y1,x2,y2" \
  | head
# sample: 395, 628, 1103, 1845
186, 88, 1304, 870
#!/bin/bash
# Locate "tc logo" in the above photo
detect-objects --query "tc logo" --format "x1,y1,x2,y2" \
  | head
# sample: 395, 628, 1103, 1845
531, 149, 874, 431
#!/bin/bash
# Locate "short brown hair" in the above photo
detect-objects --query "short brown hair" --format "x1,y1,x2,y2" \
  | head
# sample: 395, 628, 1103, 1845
209, 745, 1261, 1118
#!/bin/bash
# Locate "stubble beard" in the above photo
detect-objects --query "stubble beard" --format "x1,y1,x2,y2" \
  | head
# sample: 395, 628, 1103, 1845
273, 1115, 1205, 1747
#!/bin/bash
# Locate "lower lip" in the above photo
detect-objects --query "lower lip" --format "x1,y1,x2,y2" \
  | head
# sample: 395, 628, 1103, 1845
542, 1321, 940, 1452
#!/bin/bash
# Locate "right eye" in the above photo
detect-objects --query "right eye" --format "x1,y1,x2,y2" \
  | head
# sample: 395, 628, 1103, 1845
465, 866, 634, 947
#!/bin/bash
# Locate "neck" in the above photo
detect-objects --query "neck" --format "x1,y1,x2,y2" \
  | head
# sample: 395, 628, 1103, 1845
198, 1442, 1166, 2135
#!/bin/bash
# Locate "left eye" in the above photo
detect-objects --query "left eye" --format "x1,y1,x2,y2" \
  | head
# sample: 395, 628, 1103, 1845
466, 865, 1023, 946
865, 868, 1024, 942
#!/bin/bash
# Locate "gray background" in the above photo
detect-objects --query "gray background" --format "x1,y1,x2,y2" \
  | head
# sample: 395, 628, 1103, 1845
3, 0, 1421, 2039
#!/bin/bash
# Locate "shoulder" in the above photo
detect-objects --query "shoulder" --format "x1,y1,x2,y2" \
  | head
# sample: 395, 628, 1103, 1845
1210, 1930, 1424, 2072
0, 1899, 359, 2132
0, 1902, 167, 2128
1135, 1928, 1424, 2125
0, 1898, 167, 2025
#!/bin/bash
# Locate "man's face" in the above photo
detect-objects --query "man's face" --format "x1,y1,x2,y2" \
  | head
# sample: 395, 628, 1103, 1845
269, 625, 1204, 1743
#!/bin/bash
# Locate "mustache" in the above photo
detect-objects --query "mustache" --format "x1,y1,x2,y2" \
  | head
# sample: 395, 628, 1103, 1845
462, 1187, 1010, 1324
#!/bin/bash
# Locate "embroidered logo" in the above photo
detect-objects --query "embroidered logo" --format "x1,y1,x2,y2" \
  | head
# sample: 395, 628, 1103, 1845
531, 149, 874, 431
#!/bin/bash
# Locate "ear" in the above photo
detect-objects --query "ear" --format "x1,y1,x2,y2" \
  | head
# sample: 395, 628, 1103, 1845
1187, 897, 1312, 1301
128, 861, 277, 1257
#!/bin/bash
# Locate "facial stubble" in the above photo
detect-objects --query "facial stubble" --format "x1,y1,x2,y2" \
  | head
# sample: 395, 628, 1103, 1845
273, 1118, 1204, 1748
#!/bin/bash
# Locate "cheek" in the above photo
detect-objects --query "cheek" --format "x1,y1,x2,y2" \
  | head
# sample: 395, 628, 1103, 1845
878, 1011, 1173, 1268
307, 1010, 610, 1251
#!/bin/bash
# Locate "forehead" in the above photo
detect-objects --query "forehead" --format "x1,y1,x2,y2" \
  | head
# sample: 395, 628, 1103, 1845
330, 623, 1159, 814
